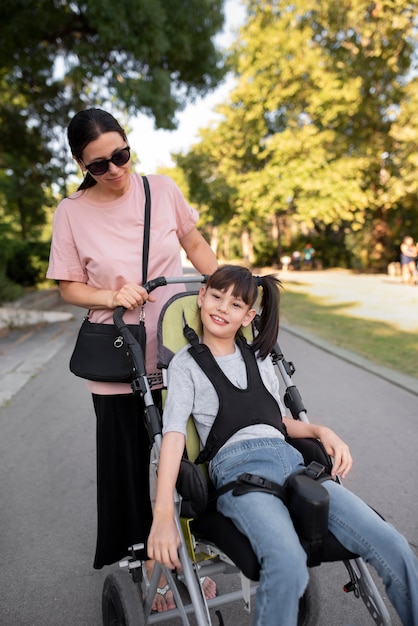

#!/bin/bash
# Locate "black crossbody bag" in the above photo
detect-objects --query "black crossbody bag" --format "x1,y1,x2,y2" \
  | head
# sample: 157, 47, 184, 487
69, 176, 151, 383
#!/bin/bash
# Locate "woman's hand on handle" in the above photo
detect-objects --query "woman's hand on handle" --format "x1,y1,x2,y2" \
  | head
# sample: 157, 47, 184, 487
59, 279, 155, 311
110, 282, 156, 310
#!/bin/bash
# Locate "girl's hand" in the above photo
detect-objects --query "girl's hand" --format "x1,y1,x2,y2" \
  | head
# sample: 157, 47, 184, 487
111, 282, 156, 310
148, 517, 182, 571
317, 426, 353, 479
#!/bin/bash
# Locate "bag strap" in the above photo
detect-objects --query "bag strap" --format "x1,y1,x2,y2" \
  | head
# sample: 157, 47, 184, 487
142, 175, 151, 284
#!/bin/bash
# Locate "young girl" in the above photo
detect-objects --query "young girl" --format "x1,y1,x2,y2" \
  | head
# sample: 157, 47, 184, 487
148, 265, 418, 625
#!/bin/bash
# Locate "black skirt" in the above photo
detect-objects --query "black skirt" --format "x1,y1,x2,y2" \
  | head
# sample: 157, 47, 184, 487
92, 392, 161, 569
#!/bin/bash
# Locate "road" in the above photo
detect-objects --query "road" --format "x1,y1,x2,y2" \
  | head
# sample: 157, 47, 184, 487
0, 276, 417, 625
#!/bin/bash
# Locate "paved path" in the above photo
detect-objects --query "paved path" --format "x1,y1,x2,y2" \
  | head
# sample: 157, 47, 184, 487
2, 320, 416, 625
0, 269, 417, 625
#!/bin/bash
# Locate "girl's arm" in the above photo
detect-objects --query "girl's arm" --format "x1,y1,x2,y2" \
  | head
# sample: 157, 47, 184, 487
179, 227, 218, 275
263, 358, 352, 477
147, 431, 186, 570
283, 417, 353, 479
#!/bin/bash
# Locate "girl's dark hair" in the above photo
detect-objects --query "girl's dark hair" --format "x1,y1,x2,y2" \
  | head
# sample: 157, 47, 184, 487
67, 108, 128, 191
206, 265, 281, 359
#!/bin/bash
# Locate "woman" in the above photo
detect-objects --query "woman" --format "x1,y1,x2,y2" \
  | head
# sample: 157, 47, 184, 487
46, 108, 218, 610
148, 265, 418, 625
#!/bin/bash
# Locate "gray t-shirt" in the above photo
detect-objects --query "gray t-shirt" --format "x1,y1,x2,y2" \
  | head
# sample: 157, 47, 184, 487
162, 343, 286, 452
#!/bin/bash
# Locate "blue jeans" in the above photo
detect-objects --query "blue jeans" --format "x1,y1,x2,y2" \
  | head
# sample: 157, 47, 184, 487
209, 438, 418, 626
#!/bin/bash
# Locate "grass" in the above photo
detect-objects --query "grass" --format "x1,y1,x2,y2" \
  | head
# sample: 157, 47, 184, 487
280, 288, 418, 379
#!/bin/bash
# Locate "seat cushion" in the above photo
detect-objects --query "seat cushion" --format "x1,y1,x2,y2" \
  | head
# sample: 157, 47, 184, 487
191, 508, 358, 578
190, 509, 261, 581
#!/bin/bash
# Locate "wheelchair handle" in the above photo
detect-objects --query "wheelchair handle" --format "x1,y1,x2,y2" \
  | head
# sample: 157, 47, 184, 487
113, 274, 208, 328
144, 274, 208, 294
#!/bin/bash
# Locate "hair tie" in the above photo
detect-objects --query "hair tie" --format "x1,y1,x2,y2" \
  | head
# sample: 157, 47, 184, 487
254, 275, 263, 287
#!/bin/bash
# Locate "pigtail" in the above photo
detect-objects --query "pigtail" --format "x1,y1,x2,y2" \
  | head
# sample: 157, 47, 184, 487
251, 274, 281, 359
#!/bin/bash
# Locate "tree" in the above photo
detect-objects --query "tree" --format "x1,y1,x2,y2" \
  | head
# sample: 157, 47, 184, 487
176, 0, 418, 268
0, 0, 227, 243
0, 0, 226, 129
0, 0, 228, 295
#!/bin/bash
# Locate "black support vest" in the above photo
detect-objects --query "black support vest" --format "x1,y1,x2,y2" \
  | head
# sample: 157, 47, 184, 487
186, 329, 287, 465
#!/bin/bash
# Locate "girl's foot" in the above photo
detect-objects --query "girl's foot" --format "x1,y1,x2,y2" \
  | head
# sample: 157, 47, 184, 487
152, 584, 176, 612
201, 576, 217, 599
146, 559, 176, 612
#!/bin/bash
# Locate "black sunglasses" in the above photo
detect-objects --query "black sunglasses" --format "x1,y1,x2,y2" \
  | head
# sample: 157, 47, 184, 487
82, 146, 131, 176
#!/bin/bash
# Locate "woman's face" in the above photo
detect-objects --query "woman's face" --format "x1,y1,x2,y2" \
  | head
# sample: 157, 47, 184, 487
80, 131, 131, 197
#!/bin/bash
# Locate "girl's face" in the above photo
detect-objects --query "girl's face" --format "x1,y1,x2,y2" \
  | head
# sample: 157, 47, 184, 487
198, 285, 256, 341
79, 131, 131, 197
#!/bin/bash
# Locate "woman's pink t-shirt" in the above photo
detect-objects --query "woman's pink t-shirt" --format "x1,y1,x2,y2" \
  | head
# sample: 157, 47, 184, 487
47, 173, 199, 395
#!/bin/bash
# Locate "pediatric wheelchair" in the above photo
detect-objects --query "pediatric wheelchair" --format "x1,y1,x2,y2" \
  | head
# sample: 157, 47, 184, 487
101, 274, 392, 626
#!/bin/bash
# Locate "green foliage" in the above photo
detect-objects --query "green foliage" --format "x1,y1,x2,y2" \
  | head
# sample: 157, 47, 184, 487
0, 223, 23, 302
6, 240, 51, 288
0, 274, 24, 304
0, 0, 226, 129
0, 0, 227, 288
175, 0, 418, 269
175, 146, 238, 227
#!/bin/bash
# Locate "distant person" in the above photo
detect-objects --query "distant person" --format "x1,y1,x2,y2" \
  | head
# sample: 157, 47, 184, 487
400, 236, 417, 285
280, 255, 291, 271
302, 243, 315, 269
291, 250, 301, 270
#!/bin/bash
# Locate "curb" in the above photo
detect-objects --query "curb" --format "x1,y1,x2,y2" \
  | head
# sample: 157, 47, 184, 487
0, 288, 74, 330
0, 308, 74, 330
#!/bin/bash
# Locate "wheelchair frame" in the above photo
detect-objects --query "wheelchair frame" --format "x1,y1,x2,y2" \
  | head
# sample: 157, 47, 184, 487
102, 274, 392, 626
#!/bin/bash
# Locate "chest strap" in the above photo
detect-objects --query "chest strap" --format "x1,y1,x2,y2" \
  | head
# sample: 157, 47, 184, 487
184, 326, 286, 465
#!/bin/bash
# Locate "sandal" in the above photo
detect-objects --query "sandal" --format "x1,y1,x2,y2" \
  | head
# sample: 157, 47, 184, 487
153, 583, 176, 612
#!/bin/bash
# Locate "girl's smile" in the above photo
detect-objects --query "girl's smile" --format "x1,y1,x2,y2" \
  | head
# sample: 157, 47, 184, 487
210, 314, 228, 325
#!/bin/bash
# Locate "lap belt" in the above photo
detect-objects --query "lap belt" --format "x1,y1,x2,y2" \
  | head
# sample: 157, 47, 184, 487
233, 472, 288, 501
213, 460, 331, 503
213, 461, 333, 564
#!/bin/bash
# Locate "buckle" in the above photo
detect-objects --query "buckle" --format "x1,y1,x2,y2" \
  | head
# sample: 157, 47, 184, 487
305, 461, 326, 480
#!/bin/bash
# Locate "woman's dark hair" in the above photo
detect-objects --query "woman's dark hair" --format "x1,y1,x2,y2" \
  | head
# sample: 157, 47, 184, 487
67, 108, 128, 191
206, 265, 281, 359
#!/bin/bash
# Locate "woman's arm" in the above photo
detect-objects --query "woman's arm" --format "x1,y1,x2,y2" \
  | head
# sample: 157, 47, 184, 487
283, 417, 353, 478
147, 431, 186, 570
59, 280, 154, 311
179, 227, 218, 275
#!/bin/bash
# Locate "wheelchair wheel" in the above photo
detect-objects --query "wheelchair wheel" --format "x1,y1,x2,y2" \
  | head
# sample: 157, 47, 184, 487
102, 570, 145, 626
297, 569, 320, 626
